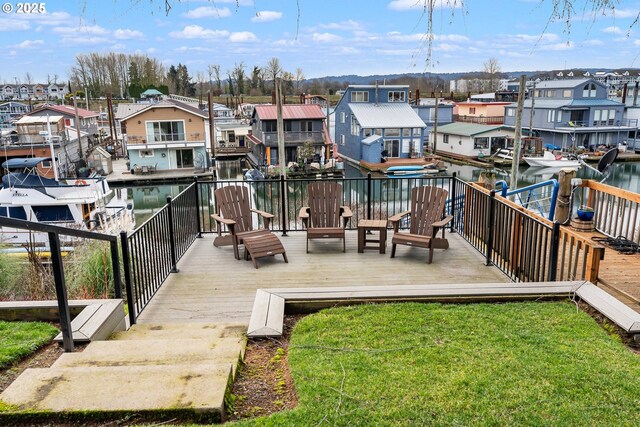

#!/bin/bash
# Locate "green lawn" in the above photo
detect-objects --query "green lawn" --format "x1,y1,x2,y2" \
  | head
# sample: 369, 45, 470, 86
0, 321, 59, 368
232, 302, 640, 426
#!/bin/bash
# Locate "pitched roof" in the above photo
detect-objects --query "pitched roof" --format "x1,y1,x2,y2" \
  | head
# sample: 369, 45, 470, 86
436, 122, 505, 136
16, 115, 64, 124
254, 104, 325, 120
120, 99, 208, 121
534, 79, 595, 89
115, 103, 148, 120
349, 103, 426, 128
30, 104, 99, 118
508, 98, 624, 109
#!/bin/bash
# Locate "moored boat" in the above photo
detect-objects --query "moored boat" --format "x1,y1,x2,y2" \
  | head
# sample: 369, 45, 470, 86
523, 151, 582, 168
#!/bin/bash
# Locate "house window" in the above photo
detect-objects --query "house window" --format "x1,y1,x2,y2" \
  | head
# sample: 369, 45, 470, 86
563, 89, 572, 98
264, 121, 277, 132
284, 121, 292, 132
340, 135, 345, 145
402, 128, 411, 137
146, 121, 185, 142
363, 128, 373, 137
583, 83, 596, 98
140, 149, 154, 157
384, 139, 400, 157
469, 107, 476, 114
351, 91, 369, 102
506, 108, 515, 117
340, 112, 346, 123
474, 137, 489, 149
443, 134, 449, 144
388, 91, 405, 102
301, 120, 313, 132
545, 89, 556, 97
412, 128, 421, 136
374, 129, 382, 136
385, 128, 400, 137
547, 110, 556, 123
350, 115, 360, 136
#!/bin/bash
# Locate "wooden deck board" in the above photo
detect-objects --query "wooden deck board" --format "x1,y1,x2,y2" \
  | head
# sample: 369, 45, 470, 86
137, 231, 510, 325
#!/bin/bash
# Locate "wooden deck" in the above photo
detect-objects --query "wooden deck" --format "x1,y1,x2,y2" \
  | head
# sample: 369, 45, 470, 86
137, 231, 510, 325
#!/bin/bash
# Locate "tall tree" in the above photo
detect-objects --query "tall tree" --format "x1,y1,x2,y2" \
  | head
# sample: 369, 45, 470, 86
232, 62, 246, 95
483, 58, 502, 92
265, 57, 283, 91
294, 67, 305, 92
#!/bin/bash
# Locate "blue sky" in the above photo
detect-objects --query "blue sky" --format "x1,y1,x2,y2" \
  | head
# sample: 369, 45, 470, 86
1, 0, 640, 83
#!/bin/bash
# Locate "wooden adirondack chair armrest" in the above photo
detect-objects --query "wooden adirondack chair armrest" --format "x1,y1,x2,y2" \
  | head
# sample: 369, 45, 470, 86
251, 208, 274, 229
211, 214, 236, 235
340, 206, 353, 228
389, 210, 411, 232
431, 215, 453, 238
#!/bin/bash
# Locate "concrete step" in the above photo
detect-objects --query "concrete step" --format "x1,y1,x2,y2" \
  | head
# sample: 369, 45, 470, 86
110, 322, 246, 341
0, 364, 231, 415
52, 337, 243, 370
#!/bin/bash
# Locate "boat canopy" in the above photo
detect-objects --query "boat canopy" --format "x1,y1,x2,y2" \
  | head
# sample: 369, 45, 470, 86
2, 157, 52, 169
2, 172, 60, 188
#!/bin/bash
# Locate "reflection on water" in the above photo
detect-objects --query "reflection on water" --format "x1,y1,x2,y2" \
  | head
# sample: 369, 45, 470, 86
216, 159, 245, 181
127, 184, 191, 226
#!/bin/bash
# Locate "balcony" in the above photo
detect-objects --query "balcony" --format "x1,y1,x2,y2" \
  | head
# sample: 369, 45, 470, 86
453, 115, 504, 125
126, 132, 205, 145
553, 118, 638, 130
253, 130, 325, 145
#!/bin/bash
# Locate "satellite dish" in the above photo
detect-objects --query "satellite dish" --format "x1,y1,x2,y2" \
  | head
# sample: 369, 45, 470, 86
597, 147, 618, 174
579, 147, 618, 183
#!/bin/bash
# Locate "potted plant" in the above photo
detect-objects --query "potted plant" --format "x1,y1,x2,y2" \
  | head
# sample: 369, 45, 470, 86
576, 206, 595, 221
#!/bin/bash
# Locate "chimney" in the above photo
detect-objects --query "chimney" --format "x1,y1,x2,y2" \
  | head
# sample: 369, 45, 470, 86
622, 83, 628, 105
415, 89, 420, 105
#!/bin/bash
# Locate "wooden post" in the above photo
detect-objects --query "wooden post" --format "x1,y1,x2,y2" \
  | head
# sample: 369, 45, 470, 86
555, 168, 576, 224
432, 96, 439, 155
509, 75, 527, 190
73, 97, 83, 158
276, 78, 286, 178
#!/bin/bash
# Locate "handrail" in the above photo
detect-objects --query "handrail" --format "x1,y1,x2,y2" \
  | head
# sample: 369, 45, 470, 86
0, 216, 123, 353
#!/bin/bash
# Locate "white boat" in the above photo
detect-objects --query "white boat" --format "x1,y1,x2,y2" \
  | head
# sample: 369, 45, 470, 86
523, 151, 582, 168
0, 157, 134, 246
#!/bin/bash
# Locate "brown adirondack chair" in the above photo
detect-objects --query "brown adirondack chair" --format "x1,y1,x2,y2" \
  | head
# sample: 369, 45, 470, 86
389, 186, 453, 263
299, 182, 352, 253
212, 185, 274, 260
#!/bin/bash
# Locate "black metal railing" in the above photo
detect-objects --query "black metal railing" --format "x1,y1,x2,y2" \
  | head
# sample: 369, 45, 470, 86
0, 216, 122, 353
121, 182, 199, 322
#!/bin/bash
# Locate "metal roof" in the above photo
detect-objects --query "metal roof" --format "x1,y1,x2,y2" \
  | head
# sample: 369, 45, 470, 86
31, 104, 99, 118
119, 99, 208, 121
115, 103, 148, 120
508, 98, 624, 109
16, 115, 64, 124
362, 134, 383, 145
254, 104, 325, 120
349, 103, 426, 128
534, 79, 594, 89
436, 122, 506, 136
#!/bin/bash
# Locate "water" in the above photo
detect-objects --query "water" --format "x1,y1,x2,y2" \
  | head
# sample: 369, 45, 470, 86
122, 159, 640, 227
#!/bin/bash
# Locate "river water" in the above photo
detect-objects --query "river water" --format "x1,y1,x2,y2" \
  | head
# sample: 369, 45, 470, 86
123, 159, 640, 226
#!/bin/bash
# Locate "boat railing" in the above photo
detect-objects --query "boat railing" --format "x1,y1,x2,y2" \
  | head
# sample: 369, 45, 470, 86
497, 179, 559, 220
578, 180, 640, 243
0, 216, 122, 353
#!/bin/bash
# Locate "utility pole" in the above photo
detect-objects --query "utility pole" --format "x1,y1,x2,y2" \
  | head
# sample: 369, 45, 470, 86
276, 78, 286, 178
432, 96, 439, 155
73, 97, 83, 158
510, 75, 527, 190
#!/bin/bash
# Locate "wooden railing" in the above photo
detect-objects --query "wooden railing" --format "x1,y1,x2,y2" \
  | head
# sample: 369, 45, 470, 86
457, 181, 604, 283
579, 180, 640, 244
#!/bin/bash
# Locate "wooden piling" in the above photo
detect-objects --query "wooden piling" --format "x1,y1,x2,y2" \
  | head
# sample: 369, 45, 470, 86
555, 168, 576, 224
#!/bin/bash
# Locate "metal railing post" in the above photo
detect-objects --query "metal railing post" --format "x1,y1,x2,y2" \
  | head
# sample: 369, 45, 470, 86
194, 177, 202, 238
367, 172, 372, 220
280, 175, 288, 236
48, 232, 74, 352
486, 190, 496, 266
109, 240, 122, 299
547, 221, 561, 281
120, 231, 136, 326
450, 173, 457, 232
167, 195, 179, 273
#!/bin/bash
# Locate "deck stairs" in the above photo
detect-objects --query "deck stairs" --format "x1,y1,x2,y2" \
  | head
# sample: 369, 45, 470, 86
0, 322, 246, 423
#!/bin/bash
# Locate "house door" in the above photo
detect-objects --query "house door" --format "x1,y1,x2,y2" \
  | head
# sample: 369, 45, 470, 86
384, 139, 400, 157
176, 148, 194, 168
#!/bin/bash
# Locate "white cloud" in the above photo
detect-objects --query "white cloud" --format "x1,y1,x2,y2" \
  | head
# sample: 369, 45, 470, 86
60, 36, 110, 45
386, 32, 426, 42
147, 47, 158, 53
251, 10, 283, 23
388, 0, 461, 11
508, 33, 559, 43
114, 29, 145, 40
313, 32, 342, 43
0, 19, 30, 31
53, 24, 109, 36
434, 43, 462, 52
229, 31, 257, 42
319, 20, 363, 31
14, 39, 44, 49
169, 25, 230, 39
610, 8, 640, 19
111, 43, 126, 51
583, 40, 604, 46
435, 34, 470, 42
542, 41, 574, 51
183, 6, 231, 19
603, 26, 623, 34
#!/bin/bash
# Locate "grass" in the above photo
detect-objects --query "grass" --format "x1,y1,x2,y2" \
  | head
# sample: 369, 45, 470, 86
232, 301, 640, 426
0, 321, 58, 369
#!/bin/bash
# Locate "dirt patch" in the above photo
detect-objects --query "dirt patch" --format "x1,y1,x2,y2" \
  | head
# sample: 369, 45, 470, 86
0, 342, 64, 394
227, 315, 302, 421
